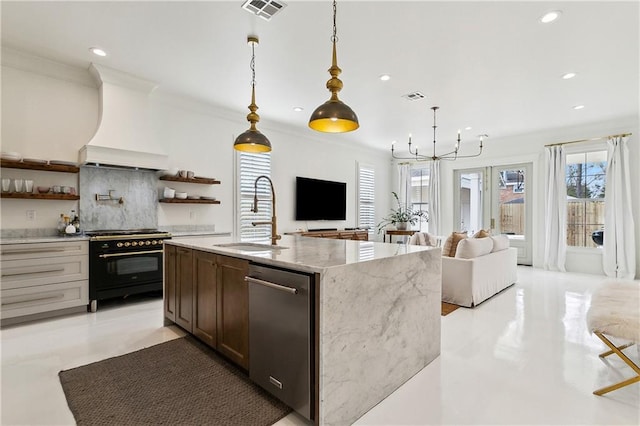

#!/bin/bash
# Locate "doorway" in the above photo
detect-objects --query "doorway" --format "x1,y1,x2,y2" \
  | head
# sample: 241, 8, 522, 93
454, 163, 533, 265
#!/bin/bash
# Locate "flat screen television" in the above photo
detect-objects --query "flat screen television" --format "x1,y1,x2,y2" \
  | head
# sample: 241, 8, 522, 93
295, 176, 346, 221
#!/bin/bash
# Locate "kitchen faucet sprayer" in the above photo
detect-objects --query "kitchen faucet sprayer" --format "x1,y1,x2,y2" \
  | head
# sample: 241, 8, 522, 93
251, 175, 281, 245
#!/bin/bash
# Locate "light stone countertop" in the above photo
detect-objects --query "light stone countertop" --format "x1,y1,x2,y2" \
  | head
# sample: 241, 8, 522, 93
0, 235, 90, 244
165, 234, 439, 274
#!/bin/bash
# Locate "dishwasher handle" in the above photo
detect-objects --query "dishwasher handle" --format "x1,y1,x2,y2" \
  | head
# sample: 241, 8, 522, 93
245, 276, 298, 295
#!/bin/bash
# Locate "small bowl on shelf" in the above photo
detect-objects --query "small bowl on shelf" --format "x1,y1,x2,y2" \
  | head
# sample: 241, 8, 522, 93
37, 186, 51, 194
175, 192, 188, 200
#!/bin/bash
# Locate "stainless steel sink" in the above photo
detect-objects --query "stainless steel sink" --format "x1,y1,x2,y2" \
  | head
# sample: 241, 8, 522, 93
214, 242, 289, 252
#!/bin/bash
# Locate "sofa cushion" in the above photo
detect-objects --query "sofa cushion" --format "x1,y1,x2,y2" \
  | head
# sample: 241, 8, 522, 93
490, 235, 510, 252
473, 229, 491, 238
442, 232, 468, 257
455, 237, 494, 259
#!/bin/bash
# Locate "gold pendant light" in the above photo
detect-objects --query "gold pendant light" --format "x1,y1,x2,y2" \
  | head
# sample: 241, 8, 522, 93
234, 36, 271, 153
308, 0, 359, 133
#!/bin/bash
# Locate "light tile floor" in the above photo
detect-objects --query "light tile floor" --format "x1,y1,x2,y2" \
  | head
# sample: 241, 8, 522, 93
1, 267, 639, 425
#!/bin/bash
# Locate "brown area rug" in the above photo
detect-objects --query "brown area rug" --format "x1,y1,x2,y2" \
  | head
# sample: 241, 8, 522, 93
59, 335, 291, 426
442, 301, 461, 316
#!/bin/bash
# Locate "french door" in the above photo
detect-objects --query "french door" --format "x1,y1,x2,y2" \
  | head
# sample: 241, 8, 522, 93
491, 163, 532, 265
454, 163, 532, 265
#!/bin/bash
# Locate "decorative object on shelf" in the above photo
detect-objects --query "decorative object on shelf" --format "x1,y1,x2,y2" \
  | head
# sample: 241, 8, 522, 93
234, 36, 271, 153
376, 191, 428, 234
308, 0, 359, 133
391, 106, 485, 161
96, 189, 124, 204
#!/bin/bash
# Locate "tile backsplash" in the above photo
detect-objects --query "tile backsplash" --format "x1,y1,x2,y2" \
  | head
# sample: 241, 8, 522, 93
79, 166, 158, 231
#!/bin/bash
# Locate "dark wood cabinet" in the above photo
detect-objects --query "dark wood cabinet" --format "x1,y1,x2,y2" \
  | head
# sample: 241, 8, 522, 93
164, 247, 249, 370
174, 247, 194, 332
192, 250, 217, 347
216, 255, 250, 370
164, 245, 177, 322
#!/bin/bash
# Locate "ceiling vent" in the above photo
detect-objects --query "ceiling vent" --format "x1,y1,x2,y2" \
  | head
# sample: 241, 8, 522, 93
402, 91, 426, 101
242, 0, 287, 21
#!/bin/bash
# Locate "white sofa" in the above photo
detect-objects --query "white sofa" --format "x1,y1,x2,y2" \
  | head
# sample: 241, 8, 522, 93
441, 236, 518, 307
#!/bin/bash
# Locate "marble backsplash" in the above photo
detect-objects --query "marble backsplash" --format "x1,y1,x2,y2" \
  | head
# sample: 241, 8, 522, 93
79, 166, 158, 231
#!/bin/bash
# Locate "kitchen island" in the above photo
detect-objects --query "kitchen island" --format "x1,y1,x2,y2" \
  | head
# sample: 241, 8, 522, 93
163, 235, 441, 426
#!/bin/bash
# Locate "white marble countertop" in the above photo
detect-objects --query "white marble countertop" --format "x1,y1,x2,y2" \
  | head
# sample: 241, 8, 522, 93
0, 234, 90, 244
166, 235, 439, 274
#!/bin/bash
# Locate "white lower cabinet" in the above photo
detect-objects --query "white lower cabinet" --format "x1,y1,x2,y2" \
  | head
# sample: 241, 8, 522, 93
1, 240, 89, 324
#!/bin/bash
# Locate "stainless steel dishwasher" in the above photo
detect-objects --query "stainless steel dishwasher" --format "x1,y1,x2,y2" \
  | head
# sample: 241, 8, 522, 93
246, 263, 313, 421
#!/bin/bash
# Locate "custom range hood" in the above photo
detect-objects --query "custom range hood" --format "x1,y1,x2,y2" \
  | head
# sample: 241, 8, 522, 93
79, 64, 168, 171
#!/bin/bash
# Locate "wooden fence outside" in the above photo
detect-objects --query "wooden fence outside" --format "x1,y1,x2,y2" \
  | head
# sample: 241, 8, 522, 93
499, 201, 605, 247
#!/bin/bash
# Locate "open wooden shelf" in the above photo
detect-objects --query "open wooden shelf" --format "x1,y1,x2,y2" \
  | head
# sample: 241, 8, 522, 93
0, 192, 80, 201
1, 159, 79, 173
159, 175, 220, 185
159, 198, 220, 204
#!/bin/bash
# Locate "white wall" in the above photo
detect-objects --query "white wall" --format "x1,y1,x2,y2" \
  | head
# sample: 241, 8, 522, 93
1, 53, 392, 239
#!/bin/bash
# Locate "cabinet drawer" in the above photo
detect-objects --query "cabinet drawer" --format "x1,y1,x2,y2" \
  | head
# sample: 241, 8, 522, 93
1, 241, 88, 261
1, 255, 88, 290
1, 280, 88, 319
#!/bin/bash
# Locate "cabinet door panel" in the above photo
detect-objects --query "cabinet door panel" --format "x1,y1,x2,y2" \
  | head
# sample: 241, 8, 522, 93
216, 255, 249, 369
193, 250, 217, 347
164, 245, 176, 322
175, 247, 193, 331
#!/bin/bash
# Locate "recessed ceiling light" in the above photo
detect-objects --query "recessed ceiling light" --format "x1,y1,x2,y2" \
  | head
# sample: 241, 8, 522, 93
562, 72, 577, 79
573, 105, 585, 110
90, 47, 107, 57
293, 107, 304, 112
465, 126, 472, 130
539, 10, 562, 24
379, 74, 391, 81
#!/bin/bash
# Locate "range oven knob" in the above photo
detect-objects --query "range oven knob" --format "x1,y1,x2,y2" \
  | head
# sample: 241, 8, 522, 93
152, 240, 157, 245
145, 240, 151, 246
131, 241, 138, 246
116, 242, 124, 248
124, 242, 131, 247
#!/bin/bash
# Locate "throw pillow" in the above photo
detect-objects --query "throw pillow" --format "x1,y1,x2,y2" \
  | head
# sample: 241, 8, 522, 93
455, 237, 494, 259
490, 235, 510, 252
473, 229, 491, 238
442, 231, 468, 257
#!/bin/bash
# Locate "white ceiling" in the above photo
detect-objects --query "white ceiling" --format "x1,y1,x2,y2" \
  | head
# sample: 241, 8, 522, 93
2, 1, 638, 154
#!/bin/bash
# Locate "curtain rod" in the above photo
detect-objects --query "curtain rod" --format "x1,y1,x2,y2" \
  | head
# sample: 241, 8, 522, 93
544, 132, 632, 147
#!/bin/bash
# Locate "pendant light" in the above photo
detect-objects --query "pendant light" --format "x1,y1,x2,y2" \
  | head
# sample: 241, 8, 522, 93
308, 0, 359, 133
234, 36, 271, 153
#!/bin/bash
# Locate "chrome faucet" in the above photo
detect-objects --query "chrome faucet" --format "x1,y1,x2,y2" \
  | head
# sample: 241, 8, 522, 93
251, 175, 281, 245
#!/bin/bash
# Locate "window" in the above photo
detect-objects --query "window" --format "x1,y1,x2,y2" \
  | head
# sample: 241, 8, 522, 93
566, 150, 606, 247
238, 152, 272, 242
410, 163, 429, 231
357, 163, 375, 231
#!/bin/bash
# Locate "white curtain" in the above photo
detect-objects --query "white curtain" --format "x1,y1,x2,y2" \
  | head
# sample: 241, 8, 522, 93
397, 163, 412, 210
543, 146, 567, 271
603, 136, 636, 279
428, 160, 441, 236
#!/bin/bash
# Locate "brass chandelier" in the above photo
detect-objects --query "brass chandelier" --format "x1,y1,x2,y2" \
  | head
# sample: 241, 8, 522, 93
391, 106, 485, 161
308, 0, 359, 133
234, 36, 271, 153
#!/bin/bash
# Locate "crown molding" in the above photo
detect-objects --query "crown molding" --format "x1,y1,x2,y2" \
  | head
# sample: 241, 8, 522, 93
1, 46, 96, 88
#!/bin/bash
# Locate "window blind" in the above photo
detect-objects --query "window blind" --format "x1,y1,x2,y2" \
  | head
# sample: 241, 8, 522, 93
239, 152, 272, 242
357, 163, 375, 231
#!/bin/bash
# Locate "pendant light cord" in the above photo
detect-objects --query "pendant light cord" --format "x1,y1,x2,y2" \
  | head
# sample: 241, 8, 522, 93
331, 0, 338, 42
250, 41, 256, 90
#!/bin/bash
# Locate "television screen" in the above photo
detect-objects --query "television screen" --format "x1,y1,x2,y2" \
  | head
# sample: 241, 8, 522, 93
295, 177, 346, 221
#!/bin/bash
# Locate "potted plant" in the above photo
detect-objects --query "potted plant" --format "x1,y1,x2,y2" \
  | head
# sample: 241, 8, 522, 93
377, 192, 428, 233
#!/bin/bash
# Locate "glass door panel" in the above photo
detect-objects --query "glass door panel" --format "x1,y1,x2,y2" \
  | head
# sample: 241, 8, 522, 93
492, 164, 532, 265
454, 168, 486, 236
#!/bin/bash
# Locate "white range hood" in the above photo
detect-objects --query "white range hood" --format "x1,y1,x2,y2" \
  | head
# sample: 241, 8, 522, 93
78, 63, 168, 171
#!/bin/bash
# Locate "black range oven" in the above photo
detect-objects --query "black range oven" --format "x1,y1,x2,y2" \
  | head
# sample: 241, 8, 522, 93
87, 229, 171, 312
